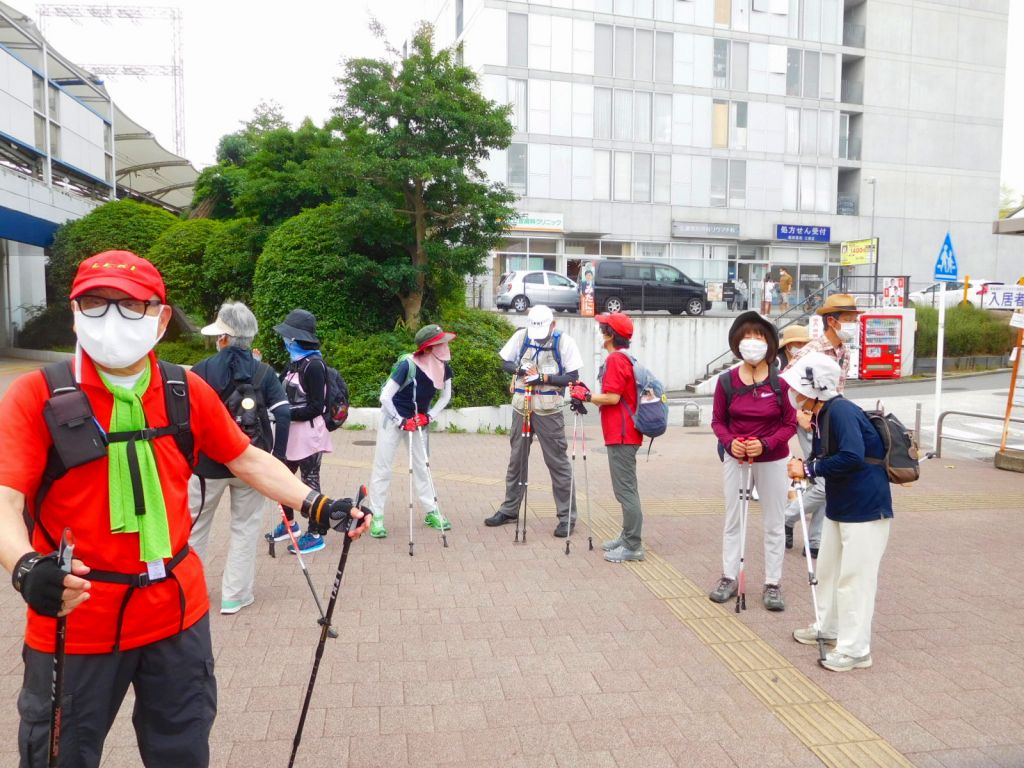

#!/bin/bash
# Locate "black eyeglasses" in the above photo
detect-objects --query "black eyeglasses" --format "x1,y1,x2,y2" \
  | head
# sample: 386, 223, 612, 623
76, 295, 162, 320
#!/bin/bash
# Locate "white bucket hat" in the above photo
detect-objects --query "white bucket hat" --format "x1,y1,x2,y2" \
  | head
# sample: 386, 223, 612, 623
780, 351, 842, 409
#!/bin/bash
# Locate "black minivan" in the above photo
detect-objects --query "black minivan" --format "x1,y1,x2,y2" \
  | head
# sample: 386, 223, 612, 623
594, 260, 710, 315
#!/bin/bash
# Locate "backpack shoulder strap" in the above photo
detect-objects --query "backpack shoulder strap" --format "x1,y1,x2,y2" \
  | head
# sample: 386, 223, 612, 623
157, 361, 194, 468
718, 370, 735, 407
551, 331, 563, 374
251, 361, 271, 390
768, 365, 783, 410
517, 330, 531, 363
33, 362, 82, 550
41, 361, 78, 396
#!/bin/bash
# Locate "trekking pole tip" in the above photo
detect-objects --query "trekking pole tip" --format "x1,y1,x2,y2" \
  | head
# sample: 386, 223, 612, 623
442, 534, 449, 548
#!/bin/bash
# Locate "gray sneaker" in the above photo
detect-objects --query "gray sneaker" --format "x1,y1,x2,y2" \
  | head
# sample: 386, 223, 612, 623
762, 584, 785, 612
792, 625, 837, 646
601, 536, 625, 552
820, 651, 872, 672
708, 576, 738, 603
604, 545, 645, 563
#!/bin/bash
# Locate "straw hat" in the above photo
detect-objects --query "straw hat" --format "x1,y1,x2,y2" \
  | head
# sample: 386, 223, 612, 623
816, 293, 863, 316
779, 324, 811, 348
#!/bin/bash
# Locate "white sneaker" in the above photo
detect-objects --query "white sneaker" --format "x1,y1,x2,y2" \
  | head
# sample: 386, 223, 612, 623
820, 651, 872, 672
792, 625, 837, 646
604, 545, 645, 563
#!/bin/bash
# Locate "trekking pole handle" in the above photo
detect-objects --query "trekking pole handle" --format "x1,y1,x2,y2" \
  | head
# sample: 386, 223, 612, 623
58, 529, 74, 574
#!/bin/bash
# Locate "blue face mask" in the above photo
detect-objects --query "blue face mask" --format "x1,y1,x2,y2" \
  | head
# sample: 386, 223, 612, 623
283, 338, 308, 361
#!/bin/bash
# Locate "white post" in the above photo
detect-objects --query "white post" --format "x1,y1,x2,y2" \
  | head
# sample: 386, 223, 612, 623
933, 283, 946, 448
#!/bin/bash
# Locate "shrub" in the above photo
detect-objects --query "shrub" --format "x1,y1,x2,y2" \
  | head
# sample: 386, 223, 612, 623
201, 218, 271, 314
915, 305, 1016, 358
155, 335, 211, 366
18, 303, 74, 349
251, 200, 404, 359
321, 329, 414, 407
147, 219, 222, 317
47, 199, 178, 302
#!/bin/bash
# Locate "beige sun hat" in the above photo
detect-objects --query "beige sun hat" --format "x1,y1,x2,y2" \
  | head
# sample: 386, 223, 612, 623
816, 293, 863, 316
779, 324, 811, 348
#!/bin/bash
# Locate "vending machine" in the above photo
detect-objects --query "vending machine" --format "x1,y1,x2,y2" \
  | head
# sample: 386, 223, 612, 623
859, 314, 903, 379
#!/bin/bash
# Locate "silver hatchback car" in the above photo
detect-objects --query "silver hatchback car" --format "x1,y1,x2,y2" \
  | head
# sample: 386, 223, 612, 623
496, 270, 579, 313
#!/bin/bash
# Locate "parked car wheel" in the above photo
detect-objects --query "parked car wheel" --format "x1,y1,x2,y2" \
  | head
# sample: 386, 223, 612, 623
685, 298, 705, 316
604, 296, 624, 313
511, 295, 530, 313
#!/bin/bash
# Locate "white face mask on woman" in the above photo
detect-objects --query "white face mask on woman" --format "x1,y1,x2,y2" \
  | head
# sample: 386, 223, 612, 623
738, 338, 768, 365
74, 310, 163, 370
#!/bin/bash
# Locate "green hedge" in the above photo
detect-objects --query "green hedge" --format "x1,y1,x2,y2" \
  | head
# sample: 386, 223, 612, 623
18, 303, 75, 349
915, 305, 1016, 358
47, 199, 178, 302
146, 219, 222, 317
201, 218, 271, 314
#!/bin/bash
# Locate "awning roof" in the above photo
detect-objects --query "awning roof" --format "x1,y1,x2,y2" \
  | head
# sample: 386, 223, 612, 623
0, 1, 197, 211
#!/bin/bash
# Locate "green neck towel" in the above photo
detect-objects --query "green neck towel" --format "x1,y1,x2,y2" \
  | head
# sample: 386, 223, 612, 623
101, 365, 172, 563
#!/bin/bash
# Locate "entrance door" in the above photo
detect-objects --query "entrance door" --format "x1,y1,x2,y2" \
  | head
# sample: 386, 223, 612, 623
737, 262, 769, 312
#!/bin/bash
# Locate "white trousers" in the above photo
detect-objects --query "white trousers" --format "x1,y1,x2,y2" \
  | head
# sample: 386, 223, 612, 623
188, 475, 268, 604
368, 414, 435, 522
721, 455, 789, 585
815, 517, 891, 658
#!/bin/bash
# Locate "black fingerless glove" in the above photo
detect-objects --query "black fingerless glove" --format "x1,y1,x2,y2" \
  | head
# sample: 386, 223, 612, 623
301, 492, 357, 535
13, 552, 64, 617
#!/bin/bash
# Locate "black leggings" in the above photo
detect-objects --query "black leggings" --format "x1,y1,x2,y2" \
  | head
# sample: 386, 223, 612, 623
281, 452, 323, 524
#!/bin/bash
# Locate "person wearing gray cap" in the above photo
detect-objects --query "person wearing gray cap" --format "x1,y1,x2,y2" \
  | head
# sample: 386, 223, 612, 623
485, 305, 582, 537
188, 302, 291, 614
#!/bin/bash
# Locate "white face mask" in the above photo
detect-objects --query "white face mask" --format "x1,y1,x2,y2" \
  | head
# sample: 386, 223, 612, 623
74, 309, 163, 370
738, 338, 768, 365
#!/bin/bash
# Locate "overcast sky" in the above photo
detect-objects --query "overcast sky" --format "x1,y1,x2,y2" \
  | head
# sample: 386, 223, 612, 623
30, 0, 1024, 197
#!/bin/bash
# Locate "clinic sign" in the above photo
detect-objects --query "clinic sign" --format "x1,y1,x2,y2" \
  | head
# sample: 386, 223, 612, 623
671, 221, 740, 238
840, 238, 878, 267
508, 212, 564, 232
776, 224, 830, 242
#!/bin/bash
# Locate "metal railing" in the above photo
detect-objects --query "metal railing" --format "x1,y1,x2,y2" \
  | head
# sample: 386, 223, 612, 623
933, 410, 1024, 458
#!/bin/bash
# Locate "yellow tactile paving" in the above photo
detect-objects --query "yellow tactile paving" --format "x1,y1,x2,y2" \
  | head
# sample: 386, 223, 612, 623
709, 640, 795, 673
814, 740, 916, 767
663, 597, 726, 621
683, 616, 760, 645
774, 701, 880, 746
735, 668, 832, 707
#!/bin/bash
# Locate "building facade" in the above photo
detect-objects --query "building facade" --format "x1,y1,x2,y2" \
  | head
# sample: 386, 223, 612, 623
429, 0, 1023, 309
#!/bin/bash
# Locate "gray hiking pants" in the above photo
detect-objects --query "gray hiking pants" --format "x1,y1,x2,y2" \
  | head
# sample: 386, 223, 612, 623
497, 409, 577, 523
608, 444, 643, 550
785, 428, 825, 548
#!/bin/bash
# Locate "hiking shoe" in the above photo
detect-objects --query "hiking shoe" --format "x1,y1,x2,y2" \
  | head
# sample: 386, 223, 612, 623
270, 519, 300, 542
785, 525, 794, 549
810, 547, 819, 559
604, 545, 645, 563
709, 577, 738, 603
220, 595, 255, 615
820, 651, 872, 672
751, 485, 759, 501
601, 536, 625, 552
288, 532, 325, 554
369, 517, 388, 539
793, 625, 837, 646
484, 511, 518, 527
762, 584, 785, 611
424, 510, 451, 531
553, 521, 576, 538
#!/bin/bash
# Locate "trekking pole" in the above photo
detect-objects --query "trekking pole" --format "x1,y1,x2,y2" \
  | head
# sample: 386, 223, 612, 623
414, 406, 448, 549
565, 412, 578, 556
407, 427, 415, 557
580, 417, 593, 551
793, 474, 827, 662
288, 496, 366, 768
515, 386, 533, 544
736, 453, 752, 614
49, 528, 73, 768
277, 505, 338, 640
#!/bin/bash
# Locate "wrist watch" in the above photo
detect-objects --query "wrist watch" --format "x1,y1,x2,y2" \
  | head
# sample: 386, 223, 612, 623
12, 552, 43, 594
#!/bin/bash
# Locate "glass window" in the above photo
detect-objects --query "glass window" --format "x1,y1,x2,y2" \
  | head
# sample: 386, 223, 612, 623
653, 94, 672, 143
508, 13, 529, 67
613, 152, 632, 201
613, 90, 633, 141
655, 32, 673, 83
820, 53, 835, 100
34, 114, 46, 150
729, 160, 746, 208
635, 30, 654, 81
634, 92, 652, 142
799, 165, 815, 211
49, 123, 61, 157
715, 0, 730, 26
549, 273, 575, 287
732, 102, 747, 149
732, 42, 748, 91
615, 28, 634, 79
508, 79, 528, 132
508, 143, 527, 194
800, 110, 817, 155
818, 111, 833, 155
712, 100, 729, 148
500, 238, 528, 252
803, 51, 820, 99
565, 239, 601, 255
783, 164, 798, 211
655, 265, 681, 282
635, 0, 653, 17
594, 150, 612, 199
713, 39, 729, 89
654, 154, 671, 203
594, 87, 613, 139
711, 159, 728, 208
595, 25, 614, 77
523, 272, 545, 284
626, 263, 654, 280
785, 107, 800, 154
633, 152, 652, 202
786, 48, 801, 97
529, 238, 559, 254
32, 74, 44, 112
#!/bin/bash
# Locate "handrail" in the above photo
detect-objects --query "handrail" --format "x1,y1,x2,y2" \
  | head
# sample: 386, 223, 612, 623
933, 410, 1024, 458
771, 276, 844, 331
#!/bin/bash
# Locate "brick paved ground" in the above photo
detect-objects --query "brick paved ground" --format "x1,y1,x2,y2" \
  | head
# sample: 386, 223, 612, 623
0, 358, 1022, 767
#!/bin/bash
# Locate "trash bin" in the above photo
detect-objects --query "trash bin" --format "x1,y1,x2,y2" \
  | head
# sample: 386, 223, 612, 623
682, 401, 701, 427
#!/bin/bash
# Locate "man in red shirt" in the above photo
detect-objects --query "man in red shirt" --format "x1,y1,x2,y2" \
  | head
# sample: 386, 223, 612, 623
0, 251, 369, 767
571, 312, 645, 563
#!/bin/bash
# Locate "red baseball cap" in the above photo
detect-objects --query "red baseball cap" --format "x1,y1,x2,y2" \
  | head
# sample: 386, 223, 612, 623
595, 312, 633, 339
70, 250, 167, 303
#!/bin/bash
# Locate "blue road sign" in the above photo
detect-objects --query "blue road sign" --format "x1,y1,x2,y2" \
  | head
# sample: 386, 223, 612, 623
934, 233, 958, 282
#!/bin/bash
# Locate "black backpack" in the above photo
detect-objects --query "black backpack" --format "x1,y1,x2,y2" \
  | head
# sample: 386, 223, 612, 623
819, 400, 921, 485
291, 358, 349, 432
718, 366, 784, 410
219, 363, 273, 452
